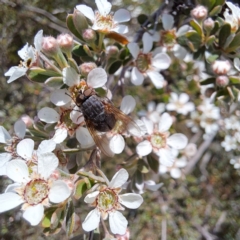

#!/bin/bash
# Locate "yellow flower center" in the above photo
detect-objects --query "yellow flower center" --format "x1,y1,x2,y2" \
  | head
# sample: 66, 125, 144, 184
136, 53, 151, 73
97, 188, 118, 212
24, 179, 49, 205
150, 133, 167, 149
95, 12, 115, 33
160, 29, 177, 48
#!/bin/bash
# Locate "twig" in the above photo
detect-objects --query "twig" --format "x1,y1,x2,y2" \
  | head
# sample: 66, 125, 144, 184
161, 218, 167, 240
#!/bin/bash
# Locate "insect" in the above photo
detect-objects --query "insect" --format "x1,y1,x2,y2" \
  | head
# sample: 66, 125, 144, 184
75, 87, 140, 156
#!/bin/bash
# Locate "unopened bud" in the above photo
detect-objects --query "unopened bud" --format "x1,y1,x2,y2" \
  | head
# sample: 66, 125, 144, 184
191, 5, 208, 21
42, 36, 60, 56
79, 62, 97, 77
216, 75, 229, 87
106, 45, 119, 56
203, 18, 214, 32
212, 60, 231, 75
72, 9, 89, 33
82, 29, 97, 43
57, 33, 73, 54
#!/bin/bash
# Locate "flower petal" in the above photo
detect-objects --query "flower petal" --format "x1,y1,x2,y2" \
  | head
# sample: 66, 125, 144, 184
127, 43, 139, 59
114, 9, 130, 23
84, 191, 99, 204
136, 140, 152, 156
23, 204, 44, 226
120, 95, 136, 114
5, 183, 21, 193
145, 181, 163, 191
0, 192, 24, 213
109, 168, 129, 188
109, 134, 125, 154
0, 153, 12, 168
162, 13, 174, 30
76, 4, 95, 21
158, 148, 174, 167
96, 0, 112, 16
70, 108, 84, 124
87, 68, 107, 88
167, 133, 188, 149
158, 112, 172, 132
34, 30, 43, 52
170, 168, 181, 179
113, 24, 128, 34
142, 32, 153, 53
147, 71, 164, 89
50, 89, 72, 106
6, 160, 29, 183
76, 127, 95, 148
109, 211, 128, 235
131, 67, 144, 85
152, 53, 171, 70
38, 152, 58, 179
37, 140, 56, 155
52, 128, 68, 144
49, 180, 71, 203
63, 67, 79, 87
142, 117, 153, 134
119, 193, 143, 209
14, 119, 26, 139
82, 208, 100, 232
5, 66, 27, 83
0, 126, 11, 144
38, 107, 60, 123
17, 138, 34, 160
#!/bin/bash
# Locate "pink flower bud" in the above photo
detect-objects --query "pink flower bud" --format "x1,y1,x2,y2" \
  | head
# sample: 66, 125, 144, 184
212, 60, 231, 75
191, 5, 208, 21
42, 36, 60, 56
79, 62, 97, 77
57, 33, 73, 53
82, 29, 97, 43
203, 18, 214, 31
106, 45, 119, 56
216, 75, 229, 87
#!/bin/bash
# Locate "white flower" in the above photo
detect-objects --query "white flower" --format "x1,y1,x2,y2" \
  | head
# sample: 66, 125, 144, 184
135, 180, 163, 194
136, 112, 188, 166
221, 135, 237, 152
158, 13, 189, 59
224, 115, 240, 130
82, 168, 143, 235
0, 155, 71, 226
230, 157, 240, 169
212, 60, 231, 75
76, 0, 130, 34
224, 2, 240, 32
0, 120, 26, 175
4, 30, 43, 83
128, 39, 171, 88
166, 92, 195, 115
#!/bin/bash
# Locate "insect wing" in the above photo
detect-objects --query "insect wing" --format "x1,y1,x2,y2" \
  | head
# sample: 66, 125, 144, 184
85, 119, 114, 157
103, 102, 142, 137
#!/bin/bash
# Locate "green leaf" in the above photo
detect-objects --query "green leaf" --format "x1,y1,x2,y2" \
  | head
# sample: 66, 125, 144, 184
205, 35, 216, 48
72, 45, 88, 57
209, 5, 222, 16
137, 14, 148, 25
147, 155, 159, 173
186, 31, 202, 51
42, 207, 57, 228
190, 20, 203, 36
229, 76, 240, 84
72, 9, 89, 33
66, 201, 75, 237
108, 60, 122, 74
45, 77, 63, 88
218, 23, 231, 48
28, 67, 61, 83
215, 0, 225, 5
200, 78, 216, 85
138, 159, 149, 173
74, 179, 90, 199
68, 58, 80, 74
226, 32, 240, 52
119, 48, 129, 60
206, 54, 219, 63
66, 14, 84, 41
210, 21, 219, 35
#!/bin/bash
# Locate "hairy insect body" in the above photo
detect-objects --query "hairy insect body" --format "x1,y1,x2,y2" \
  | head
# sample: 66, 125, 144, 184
80, 95, 116, 132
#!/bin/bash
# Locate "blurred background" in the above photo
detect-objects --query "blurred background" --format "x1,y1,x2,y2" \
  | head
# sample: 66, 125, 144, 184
1, 0, 240, 239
